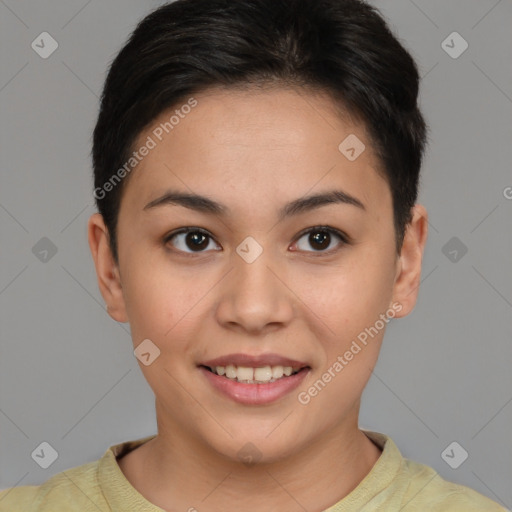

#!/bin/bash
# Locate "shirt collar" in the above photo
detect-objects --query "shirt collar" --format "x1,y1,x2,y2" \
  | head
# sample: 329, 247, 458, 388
97, 430, 404, 511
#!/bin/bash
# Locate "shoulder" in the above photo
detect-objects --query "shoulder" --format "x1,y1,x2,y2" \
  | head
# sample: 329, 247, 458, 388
361, 431, 508, 512
0, 435, 156, 512
0, 459, 107, 512
400, 457, 508, 511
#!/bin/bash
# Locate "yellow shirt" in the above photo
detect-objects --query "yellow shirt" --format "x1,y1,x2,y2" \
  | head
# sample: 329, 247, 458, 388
0, 431, 507, 511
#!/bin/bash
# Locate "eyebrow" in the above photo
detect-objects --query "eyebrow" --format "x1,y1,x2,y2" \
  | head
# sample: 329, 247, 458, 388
143, 188, 365, 220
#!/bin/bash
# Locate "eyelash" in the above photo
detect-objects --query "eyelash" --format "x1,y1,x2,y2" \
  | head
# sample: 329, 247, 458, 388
163, 225, 350, 257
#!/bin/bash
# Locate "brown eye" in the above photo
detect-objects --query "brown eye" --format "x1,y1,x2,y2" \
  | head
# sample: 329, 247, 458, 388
165, 228, 219, 253
293, 227, 347, 254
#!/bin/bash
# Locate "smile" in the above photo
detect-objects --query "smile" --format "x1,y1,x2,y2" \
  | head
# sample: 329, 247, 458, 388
204, 364, 302, 384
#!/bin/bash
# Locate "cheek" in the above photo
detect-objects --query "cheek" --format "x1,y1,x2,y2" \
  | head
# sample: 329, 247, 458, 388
300, 253, 395, 335
296, 267, 390, 418
295, 252, 396, 407
119, 253, 183, 341
120, 253, 222, 364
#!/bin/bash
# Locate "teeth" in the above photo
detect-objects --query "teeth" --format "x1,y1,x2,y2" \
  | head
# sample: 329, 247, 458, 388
272, 366, 284, 379
237, 366, 254, 381
254, 366, 272, 382
209, 364, 301, 383
225, 364, 237, 379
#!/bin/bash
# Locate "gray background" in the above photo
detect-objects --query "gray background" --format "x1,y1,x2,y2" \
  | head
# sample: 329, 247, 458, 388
1, 0, 511, 508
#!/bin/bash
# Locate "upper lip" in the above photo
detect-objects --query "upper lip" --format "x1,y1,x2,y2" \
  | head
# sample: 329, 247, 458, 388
200, 353, 310, 369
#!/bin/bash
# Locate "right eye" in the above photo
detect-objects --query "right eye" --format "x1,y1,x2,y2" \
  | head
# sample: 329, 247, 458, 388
163, 228, 221, 255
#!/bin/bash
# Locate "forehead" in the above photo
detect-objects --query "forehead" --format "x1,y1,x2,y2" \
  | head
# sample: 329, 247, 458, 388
123, 87, 389, 217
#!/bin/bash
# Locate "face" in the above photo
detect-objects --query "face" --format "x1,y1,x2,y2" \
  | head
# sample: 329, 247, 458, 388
89, 87, 427, 463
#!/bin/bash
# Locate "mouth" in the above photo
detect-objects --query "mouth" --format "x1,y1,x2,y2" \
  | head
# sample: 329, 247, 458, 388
198, 353, 311, 405
200, 364, 306, 384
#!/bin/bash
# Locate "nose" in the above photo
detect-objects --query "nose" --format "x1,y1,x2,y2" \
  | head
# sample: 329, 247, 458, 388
215, 243, 295, 335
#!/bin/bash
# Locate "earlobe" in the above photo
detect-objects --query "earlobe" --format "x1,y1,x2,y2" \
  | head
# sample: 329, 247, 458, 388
391, 204, 428, 318
87, 213, 128, 323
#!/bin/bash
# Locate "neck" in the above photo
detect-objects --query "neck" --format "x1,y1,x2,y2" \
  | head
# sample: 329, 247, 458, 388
118, 406, 382, 511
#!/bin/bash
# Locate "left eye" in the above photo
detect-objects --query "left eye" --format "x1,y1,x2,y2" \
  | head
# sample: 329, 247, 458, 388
293, 227, 347, 253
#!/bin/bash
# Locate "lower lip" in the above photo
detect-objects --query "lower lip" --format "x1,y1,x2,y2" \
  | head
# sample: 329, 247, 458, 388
199, 366, 310, 405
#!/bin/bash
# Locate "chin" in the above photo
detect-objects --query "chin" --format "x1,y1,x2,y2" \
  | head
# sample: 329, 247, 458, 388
203, 424, 308, 466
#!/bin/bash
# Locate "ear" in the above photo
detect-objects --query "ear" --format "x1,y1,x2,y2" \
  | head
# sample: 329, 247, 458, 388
391, 204, 428, 318
87, 213, 128, 323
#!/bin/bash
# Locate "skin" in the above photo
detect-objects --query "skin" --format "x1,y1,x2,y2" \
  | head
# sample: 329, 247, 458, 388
88, 87, 428, 512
